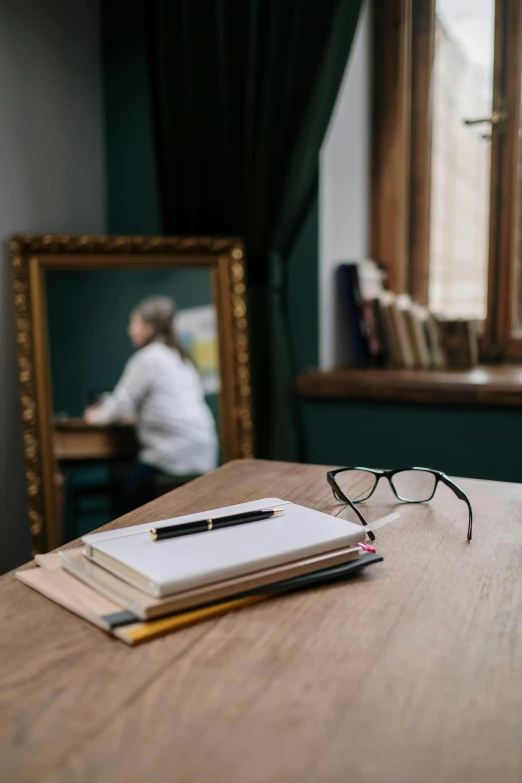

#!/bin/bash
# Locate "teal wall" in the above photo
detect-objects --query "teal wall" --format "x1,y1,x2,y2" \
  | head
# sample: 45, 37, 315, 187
102, 0, 160, 235
302, 401, 521, 482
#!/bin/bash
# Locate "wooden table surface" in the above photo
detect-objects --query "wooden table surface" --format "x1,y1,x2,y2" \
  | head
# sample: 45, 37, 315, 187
2, 459, 522, 782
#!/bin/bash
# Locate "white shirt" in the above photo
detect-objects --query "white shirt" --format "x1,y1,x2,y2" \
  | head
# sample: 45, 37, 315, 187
90, 342, 218, 475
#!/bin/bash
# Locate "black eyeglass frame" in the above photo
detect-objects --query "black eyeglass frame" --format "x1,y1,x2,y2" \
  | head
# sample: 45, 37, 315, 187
327, 466, 473, 542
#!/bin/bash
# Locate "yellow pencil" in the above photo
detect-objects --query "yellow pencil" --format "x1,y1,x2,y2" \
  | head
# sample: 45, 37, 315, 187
119, 593, 268, 644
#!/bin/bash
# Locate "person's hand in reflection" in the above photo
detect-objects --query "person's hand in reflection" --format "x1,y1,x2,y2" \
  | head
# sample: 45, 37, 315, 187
84, 404, 101, 424
84, 406, 135, 426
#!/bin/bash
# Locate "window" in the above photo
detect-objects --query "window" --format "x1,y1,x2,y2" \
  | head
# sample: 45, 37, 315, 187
371, 0, 522, 360
429, 2, 494, 320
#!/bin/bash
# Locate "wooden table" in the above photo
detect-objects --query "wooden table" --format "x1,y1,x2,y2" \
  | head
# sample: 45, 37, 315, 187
2, 459, 522, 782
53, 419, 139, 544
53, 418, 138, 461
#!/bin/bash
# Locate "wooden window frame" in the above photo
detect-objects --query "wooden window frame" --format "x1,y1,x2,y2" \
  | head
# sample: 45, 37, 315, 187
371, 0, 412, 295
489, 0, 522, 360
371, 0, 522, 362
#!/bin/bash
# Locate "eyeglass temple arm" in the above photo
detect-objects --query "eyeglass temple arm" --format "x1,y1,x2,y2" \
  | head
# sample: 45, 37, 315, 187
440, 473, 473, 541
327, 474, 376, 542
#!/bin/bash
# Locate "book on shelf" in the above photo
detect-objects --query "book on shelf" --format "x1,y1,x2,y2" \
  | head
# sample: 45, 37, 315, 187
437, 318, 479, 368
337, 263, 370, 367
369, 297, 389, 366
426, 311, 446, 369
361, 260, 388, 366
338, 260, 389, 367
375, 293, 414, 369
393, 295, 416, 369
336, 259, 483, 372
378, 292, 402, 368
468, 320, 479, 366
406, 304, 431, 370
368, 291, 446, 371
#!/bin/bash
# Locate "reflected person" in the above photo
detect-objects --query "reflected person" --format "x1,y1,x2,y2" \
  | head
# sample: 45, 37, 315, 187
85, 296, 218, 514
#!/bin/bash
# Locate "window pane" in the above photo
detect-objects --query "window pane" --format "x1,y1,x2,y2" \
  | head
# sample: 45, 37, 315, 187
429, 0, 495, 320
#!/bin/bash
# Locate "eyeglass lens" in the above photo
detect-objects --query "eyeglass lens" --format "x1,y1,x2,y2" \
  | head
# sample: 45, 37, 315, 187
390, 470, 437, 501
334, 469, 377, 501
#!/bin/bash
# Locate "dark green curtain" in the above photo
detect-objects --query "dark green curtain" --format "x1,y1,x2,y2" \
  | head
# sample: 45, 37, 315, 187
145, 0, 363, 459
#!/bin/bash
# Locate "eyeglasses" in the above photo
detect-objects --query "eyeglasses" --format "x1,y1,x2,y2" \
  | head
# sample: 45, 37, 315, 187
327, 467, 473, 542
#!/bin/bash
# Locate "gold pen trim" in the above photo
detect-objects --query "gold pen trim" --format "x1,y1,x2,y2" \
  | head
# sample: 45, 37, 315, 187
150, 528, 158, 541
207, 519, 213, 531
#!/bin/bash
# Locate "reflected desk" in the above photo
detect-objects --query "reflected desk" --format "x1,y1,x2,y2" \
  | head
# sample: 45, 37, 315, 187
53, 418, 139, 461
53, 419, 139, 542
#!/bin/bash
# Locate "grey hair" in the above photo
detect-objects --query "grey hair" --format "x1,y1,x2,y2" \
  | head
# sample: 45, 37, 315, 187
133, 296, 188, 359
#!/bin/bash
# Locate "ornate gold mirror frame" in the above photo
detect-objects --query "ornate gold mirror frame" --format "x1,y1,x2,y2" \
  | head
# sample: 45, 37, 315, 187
11, 235, 253, 555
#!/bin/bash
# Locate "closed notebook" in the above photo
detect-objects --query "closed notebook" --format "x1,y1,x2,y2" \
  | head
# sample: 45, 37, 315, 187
62, 544, 362, 619
82, 498, 367, 597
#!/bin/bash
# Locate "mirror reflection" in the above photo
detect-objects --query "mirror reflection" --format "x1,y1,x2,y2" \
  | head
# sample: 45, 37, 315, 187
47, 267, 220, 542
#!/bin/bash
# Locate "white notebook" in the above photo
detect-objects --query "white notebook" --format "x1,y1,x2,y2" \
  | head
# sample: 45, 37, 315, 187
82, 497, 366, 597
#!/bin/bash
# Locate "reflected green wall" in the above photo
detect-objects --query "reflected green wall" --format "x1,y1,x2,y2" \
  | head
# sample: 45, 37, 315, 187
47, 267, 214, 417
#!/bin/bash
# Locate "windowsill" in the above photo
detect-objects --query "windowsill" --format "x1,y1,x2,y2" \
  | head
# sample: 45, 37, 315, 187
296, 366, 522, 407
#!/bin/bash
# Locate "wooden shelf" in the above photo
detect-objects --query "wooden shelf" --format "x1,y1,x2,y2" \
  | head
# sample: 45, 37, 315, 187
297, 366, 522, 407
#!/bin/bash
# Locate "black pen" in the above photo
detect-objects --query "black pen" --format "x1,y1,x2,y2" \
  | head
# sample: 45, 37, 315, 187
150, 507, 285, 541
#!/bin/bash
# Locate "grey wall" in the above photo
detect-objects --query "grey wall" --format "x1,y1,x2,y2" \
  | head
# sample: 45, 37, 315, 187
319, 0, 371, 369
0, 0, 105, 572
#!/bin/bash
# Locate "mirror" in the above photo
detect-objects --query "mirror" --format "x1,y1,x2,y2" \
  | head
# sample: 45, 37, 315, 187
11, 235, 253, 553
